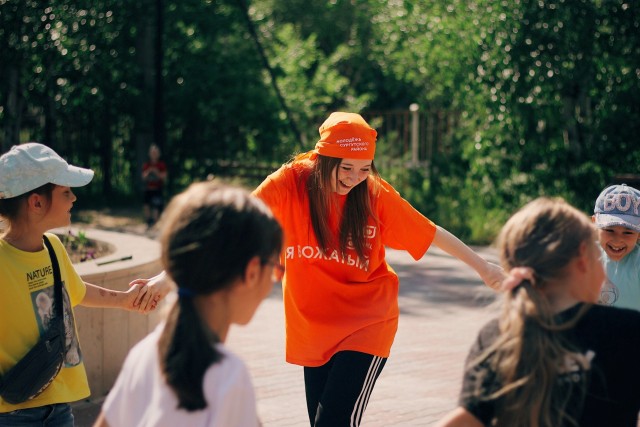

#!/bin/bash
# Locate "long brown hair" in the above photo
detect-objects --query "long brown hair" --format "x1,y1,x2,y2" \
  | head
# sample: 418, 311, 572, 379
157, 181, 282, 411
306, 154, 380, 260
472, 197, 596, 427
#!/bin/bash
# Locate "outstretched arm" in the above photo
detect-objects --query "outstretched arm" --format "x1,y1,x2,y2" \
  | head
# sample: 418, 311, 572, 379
432, 226, 504, 290
93, 412, 110, 427
80, 282, 145, 311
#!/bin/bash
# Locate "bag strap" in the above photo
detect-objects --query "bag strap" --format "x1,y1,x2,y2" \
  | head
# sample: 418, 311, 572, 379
42, 235, 64, 319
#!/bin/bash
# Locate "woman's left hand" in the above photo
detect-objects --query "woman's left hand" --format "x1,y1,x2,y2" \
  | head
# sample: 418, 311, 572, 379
480, 262, 506, 291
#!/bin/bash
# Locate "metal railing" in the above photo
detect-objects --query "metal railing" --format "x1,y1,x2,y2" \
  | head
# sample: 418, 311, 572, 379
362, 105, 460, 169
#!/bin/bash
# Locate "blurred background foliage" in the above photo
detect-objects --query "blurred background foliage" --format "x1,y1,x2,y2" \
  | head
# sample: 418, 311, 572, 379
1, 0, 638, 243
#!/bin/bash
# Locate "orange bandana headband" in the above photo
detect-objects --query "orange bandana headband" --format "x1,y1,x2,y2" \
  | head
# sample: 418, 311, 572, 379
314, 112, 377, 160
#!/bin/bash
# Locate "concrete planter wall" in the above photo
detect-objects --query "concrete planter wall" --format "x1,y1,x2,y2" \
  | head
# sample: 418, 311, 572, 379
62, 227, 164, 399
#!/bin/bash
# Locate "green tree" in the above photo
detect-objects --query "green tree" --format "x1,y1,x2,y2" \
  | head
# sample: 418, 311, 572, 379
466, 0, 640, 220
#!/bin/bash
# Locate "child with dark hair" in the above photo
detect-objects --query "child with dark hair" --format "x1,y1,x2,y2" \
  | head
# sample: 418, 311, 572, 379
95, 181, 283, 427
0, 143, 145, 425
436, 197, 640, 427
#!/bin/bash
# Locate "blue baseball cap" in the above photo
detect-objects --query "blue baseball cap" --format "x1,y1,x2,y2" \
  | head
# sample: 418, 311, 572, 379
593, 184, 640, 233
0, 143, 94, 199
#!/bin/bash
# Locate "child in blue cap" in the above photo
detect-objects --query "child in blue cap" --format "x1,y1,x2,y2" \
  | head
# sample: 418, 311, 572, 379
592, 183, 640, 311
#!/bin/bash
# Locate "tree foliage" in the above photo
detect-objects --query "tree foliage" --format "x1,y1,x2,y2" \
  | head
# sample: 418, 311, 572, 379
1, 0, 638, 241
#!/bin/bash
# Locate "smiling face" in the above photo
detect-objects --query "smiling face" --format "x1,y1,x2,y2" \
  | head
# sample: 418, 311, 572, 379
331, 158, 372, 195
595, 224, 640, 261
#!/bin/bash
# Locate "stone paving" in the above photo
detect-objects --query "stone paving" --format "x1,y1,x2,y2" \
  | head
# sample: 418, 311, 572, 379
225, 247, 500, 427
74, 245, 501, 426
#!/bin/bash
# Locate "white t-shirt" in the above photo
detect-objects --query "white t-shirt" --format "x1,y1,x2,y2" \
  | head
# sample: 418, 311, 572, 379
102, 324, 260, 427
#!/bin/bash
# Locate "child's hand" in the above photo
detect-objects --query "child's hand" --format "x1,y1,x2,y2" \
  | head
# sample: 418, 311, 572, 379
123, 283, 146, 311
480, 262, 506, 291
131, 271, 173, 314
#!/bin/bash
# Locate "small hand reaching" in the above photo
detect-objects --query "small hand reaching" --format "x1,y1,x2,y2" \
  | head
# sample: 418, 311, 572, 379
130, 271, 173, 314
123, 283, 147, 312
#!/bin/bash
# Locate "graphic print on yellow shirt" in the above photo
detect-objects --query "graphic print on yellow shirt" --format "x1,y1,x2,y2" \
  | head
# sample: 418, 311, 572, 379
29, 276, 83, 367
0, 233, 89, 412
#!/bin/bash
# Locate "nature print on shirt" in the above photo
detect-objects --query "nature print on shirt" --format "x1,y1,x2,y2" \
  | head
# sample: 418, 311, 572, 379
284, 225, 376, 272
29, 280, 83, 367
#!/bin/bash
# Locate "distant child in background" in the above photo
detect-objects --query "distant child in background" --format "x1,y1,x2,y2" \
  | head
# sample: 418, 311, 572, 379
436, 197, 640, 427
94, 181, 284, 427
592, 184, 640, 311
0, 143, 145, 425
142, 144, 167, 228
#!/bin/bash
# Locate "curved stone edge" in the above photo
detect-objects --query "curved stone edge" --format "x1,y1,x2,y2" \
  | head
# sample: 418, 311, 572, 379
52, 227, 161, 277
53, 227, 165, 399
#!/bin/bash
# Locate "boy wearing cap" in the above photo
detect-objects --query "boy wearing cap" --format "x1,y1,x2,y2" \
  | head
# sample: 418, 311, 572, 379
592, 183, 640, 311
0, 143, 146, 424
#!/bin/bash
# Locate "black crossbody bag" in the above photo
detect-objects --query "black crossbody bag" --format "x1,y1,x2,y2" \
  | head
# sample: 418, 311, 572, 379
0, 235, 67, 404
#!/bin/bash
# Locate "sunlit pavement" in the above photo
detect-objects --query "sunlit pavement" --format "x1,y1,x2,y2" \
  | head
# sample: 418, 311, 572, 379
73, 246, 501, 426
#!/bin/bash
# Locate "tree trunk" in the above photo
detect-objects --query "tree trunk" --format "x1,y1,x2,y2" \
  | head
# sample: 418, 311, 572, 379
4, 64, 22, 151
134, 2, 156, 195
43, 59, 55, 147
100, 108, 113, 196
154, 0, 165, 152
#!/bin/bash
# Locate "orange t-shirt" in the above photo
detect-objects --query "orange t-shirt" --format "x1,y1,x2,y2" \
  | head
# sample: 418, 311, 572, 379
253, 163, 436, 367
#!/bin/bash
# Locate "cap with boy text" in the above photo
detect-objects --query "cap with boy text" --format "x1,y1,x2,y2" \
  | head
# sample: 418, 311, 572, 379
593, 184, 640, 233
0, 143, 94, 199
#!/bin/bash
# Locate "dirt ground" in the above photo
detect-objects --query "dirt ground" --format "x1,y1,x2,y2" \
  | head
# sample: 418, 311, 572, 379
73, 207, 151, 236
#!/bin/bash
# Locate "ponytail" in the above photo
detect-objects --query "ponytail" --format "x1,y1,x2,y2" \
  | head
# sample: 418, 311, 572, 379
158, 296, 222, 411
156, 181, 283, 411
469, 198, 595, 427
486, 283, 588, 427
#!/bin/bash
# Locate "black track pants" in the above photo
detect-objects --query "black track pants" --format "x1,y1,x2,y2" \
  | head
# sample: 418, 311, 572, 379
304, 350, 387, 427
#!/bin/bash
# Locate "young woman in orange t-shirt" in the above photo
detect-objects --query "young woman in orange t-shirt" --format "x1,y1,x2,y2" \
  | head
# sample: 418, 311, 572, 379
252, 112, 504, 427
134, 112, 505, 427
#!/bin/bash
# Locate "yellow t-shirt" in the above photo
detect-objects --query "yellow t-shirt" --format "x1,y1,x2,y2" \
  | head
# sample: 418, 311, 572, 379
0, 233, 89, 412
254, 163, 436, 366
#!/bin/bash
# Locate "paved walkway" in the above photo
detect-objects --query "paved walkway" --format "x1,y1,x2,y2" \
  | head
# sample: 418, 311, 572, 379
73, 245, 500, 426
